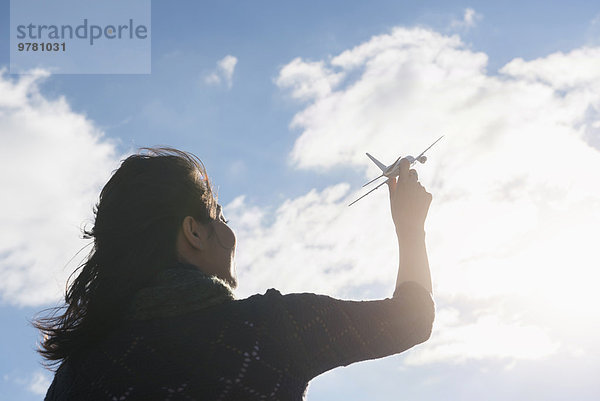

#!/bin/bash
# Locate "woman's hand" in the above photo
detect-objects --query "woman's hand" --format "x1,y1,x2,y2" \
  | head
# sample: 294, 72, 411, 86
387, 158, 432, 239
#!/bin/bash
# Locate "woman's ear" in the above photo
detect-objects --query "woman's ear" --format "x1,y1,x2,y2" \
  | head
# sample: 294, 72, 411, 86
181, 216, 208, 251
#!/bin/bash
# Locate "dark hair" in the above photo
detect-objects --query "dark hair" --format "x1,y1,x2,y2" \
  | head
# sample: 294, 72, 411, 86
34, 147, 217, 367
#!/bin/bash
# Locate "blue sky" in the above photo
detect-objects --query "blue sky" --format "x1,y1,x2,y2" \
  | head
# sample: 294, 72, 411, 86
1, 1, 600, 400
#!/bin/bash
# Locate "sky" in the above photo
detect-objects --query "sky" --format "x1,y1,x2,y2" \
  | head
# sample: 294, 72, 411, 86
1, 1, 600, 400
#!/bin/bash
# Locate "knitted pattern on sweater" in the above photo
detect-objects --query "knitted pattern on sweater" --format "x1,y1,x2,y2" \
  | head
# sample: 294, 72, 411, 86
45, 264, 434, 401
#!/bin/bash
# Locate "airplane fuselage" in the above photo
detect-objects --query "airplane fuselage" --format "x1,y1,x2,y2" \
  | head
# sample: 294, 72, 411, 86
383, 156, 416, 177
384, 164, 399, 177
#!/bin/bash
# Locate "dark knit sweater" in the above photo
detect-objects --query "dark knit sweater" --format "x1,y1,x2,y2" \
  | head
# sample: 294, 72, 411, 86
44, 264, 435, 401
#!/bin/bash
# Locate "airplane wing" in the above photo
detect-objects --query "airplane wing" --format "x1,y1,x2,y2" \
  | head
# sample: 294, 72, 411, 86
414, 135, 444, 163
366, 153, 387, 172
362, 174, 385, 187
348, 178, 390, 206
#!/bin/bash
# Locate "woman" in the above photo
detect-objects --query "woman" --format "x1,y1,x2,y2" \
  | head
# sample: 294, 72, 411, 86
37, 147, 434, 400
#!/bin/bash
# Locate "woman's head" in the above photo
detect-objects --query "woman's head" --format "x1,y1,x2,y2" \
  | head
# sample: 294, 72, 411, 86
91, 147, 218, 270
36, 147, 234, 365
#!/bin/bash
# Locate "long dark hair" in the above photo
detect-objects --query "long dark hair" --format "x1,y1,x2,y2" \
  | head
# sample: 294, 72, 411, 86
35, 148, 218, 367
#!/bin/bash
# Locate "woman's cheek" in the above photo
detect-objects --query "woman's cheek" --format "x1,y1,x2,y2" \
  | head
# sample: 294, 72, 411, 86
219, 224, 236, 249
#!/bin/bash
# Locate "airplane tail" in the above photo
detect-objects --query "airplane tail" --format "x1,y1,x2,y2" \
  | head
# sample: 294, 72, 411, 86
366, 153, 386, 172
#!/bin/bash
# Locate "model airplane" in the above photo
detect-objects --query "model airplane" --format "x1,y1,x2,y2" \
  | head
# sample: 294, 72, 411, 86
348, 135, 444, 206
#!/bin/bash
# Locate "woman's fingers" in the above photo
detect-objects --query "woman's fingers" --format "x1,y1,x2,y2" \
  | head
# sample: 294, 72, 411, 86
387, 161, 432, 233
387, 176, 397, 193
397, 158, 410, 182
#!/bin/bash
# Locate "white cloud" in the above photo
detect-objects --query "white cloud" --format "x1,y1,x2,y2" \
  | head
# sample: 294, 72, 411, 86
228, 184, 399, 300
205, 55, 238, 88
275, 57, 345, 101
4, 370, 52, 395
28, 371, 51, 395
404, 308, 560, 365
501, 47, 600, 90
237, 26, 600, 366
450, 8, 483, 30
0, 68, 121, 306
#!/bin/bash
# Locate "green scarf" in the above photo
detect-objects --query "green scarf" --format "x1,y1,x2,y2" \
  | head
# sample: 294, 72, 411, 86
126, 264, 236, 320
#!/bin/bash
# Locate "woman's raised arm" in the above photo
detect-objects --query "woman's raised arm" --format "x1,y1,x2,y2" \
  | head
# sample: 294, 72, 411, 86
387, 158, 433, 294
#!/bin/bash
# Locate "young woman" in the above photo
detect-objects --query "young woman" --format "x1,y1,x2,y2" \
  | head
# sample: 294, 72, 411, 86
37, 148, 434, 400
